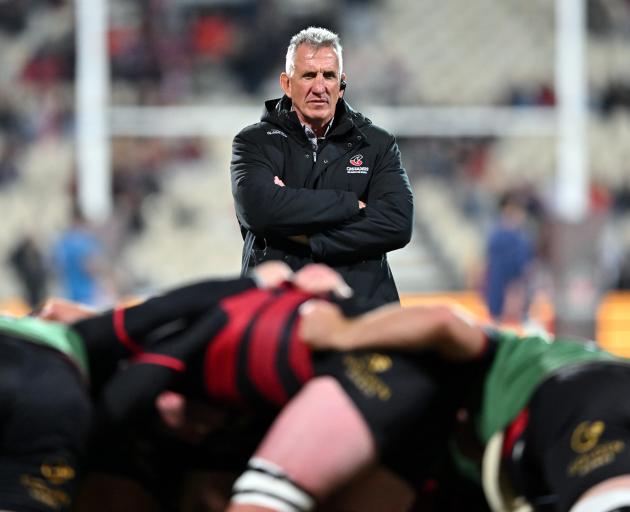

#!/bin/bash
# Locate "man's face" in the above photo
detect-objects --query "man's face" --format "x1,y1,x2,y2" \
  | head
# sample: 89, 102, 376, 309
280, 44, 345, 131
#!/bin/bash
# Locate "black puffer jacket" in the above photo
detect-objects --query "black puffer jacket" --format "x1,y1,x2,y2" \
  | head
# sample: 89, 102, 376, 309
231, 96, 414, 305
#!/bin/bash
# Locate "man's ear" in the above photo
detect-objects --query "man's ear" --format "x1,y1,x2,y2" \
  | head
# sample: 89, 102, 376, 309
339, 73, 347, 98
280, 73, 291, 98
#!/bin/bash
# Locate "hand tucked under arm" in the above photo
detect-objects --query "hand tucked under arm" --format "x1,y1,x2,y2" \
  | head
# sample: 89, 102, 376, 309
232, 136, 359, 236
274, 177, 364, 244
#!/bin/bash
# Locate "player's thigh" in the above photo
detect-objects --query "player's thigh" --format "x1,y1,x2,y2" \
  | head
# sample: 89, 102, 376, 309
256, 376, 376, 496
227, 375, 377, 512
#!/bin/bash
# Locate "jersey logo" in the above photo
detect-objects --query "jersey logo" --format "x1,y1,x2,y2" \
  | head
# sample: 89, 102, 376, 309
567, 420, 625, 477
342, 353, 391, 400
571, 421, 605, 453
347, 154, 369, 174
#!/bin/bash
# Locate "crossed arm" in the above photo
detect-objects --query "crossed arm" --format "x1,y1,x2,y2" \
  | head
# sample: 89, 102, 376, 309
231, 132, 412, 260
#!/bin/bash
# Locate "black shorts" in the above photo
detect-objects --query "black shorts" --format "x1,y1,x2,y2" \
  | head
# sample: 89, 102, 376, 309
313, 350, 465, 482
508, 362, 630, 512
88, 350, 459, 502
0, 335, 92, 512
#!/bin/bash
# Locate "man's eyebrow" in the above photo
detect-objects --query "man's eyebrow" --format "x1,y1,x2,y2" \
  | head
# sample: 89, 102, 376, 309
300, 69, 338, 77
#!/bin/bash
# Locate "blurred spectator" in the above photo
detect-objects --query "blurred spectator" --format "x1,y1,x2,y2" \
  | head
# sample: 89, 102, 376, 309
110, 22, 162, 88
227, 1, 288, 95
111, 139, 164, 235
504, 83, 555, 107
191, 14, 235, 60
483, 192, 535, 323
21, 35, 75, 88
8, 234, 48, 308
0, 0, 28, 34
601, 80, 630, 116
536, 83, 555, 106
0, 146, 20, 187
590, 180, 613, 214
613, 181, 630, 213
51, 208, 112, 306
588, 0, 613, 35
616, 248, 630, 290
0, 94, 29, 148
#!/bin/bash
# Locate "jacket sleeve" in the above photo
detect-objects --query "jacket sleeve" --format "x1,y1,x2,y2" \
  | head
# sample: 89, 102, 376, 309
231, 131, 360, 237
309, 135, 413, 261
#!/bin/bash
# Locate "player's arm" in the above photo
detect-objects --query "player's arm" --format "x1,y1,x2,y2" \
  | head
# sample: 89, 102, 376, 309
299, 301, 486, 361
93, 309, 227, 431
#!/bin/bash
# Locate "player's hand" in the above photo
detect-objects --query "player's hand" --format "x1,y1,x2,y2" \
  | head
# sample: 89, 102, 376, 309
251, 260, 293, 288
274, 176, 286, 187
358, 200, 366, 209
292, 264, 353, 298
156, 391, 228, 444
37, 298, 97, 323
299, 299, 350, 350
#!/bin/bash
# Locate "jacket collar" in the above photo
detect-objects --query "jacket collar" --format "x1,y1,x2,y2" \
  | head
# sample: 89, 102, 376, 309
262, 96, 369, 141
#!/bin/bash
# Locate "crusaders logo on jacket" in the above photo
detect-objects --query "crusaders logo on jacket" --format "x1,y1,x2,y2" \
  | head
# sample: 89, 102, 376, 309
347, 154, 369, 174
349, 154, 363, 166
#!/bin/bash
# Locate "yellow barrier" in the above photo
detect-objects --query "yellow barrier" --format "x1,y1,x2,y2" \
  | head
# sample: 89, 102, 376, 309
401, 290, 555, 334
596, 292, 630, 358
0, 298, 30, 316
401, 290, 630, 358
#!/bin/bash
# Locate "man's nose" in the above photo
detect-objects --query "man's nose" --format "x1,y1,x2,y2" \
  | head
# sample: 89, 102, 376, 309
312, 75, 326, 93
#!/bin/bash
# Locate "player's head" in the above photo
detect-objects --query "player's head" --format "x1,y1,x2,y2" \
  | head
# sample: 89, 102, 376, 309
497, 191, 528, 227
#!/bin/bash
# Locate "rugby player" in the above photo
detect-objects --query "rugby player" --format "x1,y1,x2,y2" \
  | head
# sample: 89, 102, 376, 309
38, 262, 456, 512
0, 261, 296, 512
298, 299, 630, 512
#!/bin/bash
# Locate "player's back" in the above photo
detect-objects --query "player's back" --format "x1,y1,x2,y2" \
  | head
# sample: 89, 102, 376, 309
202, 284, 317, 408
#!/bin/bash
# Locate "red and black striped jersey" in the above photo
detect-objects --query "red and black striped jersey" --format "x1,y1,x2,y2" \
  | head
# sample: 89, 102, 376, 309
205, 284, 315, 408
